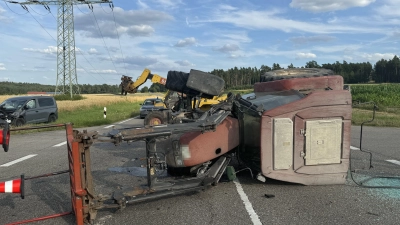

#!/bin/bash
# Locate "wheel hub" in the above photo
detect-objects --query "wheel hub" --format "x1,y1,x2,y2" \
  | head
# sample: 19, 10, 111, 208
150, 118, 162, 125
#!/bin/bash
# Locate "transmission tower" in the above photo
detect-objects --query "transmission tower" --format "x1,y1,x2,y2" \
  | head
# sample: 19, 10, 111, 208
8, 0, 113, 98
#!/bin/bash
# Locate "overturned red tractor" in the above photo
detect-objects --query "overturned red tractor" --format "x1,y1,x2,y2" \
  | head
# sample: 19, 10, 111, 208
107, 68, 351, 190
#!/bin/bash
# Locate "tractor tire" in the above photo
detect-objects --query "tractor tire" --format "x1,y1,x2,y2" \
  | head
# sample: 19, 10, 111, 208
14, 118, 25, 127
187, 69, 225, 97
165, 71, 214, 99
260, 68, 334, 82
144, 111, 167, 126
48, 114, 57, 123
2, 122, 9, 152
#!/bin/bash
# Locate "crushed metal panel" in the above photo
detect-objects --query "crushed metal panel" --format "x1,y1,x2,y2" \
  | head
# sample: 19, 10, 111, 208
305, 119, 342, 165
273, 118, 293, 170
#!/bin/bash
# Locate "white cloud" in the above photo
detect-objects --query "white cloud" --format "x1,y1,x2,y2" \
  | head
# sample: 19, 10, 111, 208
125, 25, 155, 37
219, 4, 237, 11
289, 35, 336, 45
219, 31, 251, 43
74, 7, 173, 39
155, 0, 183, 8
375, 0, 400, 17
175, 60, 195, 67
312, 44, 361, 53
290, 0, 375, 13
117, 56, 158, 67
0, 63, 6, 70
174, 37, 197, 47
137, 0, 149, 9
88, 48, 100, 55
215, 44, 240, 53
361, 53, 395, 62
296, 52, 317, 59
0, 6, 7, 22
206, 9, 383, 34
229, 54, 243, 59
23, 46, 58, 54
89, 70, 118, 74
22, 46, 85, 55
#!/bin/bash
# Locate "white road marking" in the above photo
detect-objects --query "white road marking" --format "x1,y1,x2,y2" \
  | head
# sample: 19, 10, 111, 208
103, 118, 133, 128
233, 179, 262, 225
0, 154, 37, 167
53, 141, 67, 147
386, 160, 400, 166
118, 118, 133, 124
350, 146, 360, 150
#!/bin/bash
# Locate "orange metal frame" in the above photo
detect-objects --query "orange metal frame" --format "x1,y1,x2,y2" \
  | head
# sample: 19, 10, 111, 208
66, 124, 86, 225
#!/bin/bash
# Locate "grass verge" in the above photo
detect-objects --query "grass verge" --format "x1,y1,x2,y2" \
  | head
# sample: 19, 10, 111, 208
352, 108, 400, 127
56, 101, 141, 127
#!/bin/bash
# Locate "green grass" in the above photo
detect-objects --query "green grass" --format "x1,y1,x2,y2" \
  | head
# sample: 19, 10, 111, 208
351, 83, 400, 108
352, 109, 400, 127
56, 101, 141, 128
350, 83, 400, 127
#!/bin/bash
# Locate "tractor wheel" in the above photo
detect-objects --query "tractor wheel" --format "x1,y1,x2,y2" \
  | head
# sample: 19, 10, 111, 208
144, 111, 166, 126
48, 114, 57, 123
260, 68, 334, 82
14, 118, 25, 127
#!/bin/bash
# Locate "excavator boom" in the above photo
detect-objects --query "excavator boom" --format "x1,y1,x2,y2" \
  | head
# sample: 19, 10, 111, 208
120, 68, 166, 95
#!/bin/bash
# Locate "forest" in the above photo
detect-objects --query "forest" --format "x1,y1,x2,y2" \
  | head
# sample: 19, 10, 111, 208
0, 56, 399, 95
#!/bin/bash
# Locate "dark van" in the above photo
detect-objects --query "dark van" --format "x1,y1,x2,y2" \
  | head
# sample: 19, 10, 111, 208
0, 96, 58, 126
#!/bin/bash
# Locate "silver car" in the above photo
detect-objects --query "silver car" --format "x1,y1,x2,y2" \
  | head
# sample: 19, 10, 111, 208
139, 98, 165, 119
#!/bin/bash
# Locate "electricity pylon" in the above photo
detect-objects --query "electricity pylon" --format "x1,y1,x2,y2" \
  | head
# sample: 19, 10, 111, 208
8, 0, 113, 98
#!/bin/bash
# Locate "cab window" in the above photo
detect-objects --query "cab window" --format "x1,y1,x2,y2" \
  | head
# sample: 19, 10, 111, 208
143, 100, 154, 105
26, 99, 36, 109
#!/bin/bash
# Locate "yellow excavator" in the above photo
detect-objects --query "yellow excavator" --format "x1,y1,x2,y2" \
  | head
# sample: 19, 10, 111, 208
120, 68, 166, 95
119, 68, 227, 125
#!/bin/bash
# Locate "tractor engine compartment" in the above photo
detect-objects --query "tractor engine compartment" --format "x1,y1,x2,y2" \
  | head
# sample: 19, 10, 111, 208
236, 75, 352, 185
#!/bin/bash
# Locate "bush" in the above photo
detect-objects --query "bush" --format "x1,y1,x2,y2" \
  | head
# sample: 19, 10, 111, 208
54, 94, 85, 101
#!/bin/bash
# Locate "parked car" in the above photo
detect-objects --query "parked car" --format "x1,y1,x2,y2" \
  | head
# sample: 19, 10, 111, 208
139, 98, 165, 119
0, 95, 58, 126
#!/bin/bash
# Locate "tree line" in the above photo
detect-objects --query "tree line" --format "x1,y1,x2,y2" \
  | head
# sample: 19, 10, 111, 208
0, 82, 120, 95
1, 55, 399, 95
210, 55, 399, 89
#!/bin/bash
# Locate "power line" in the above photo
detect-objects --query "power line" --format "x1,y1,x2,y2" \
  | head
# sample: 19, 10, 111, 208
111, 3, 128, 76
75, 3, 127, 77
5, 0, 118, 85
10, 4, 106, 84
47, 10, 108, 83
27, 4, 50, 16
2, 0, 28, 15
6, 0, 114, 98
89, 5, 120, 75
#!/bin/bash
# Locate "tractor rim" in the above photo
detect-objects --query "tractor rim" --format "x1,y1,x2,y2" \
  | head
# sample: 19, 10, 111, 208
150, 118, 162, 126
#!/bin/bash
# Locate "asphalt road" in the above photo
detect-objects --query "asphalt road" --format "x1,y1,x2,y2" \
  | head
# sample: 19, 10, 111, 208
0, 119, 399, 225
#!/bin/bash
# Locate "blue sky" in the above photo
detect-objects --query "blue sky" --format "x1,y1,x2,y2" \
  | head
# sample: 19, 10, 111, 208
0, 0, 399, 87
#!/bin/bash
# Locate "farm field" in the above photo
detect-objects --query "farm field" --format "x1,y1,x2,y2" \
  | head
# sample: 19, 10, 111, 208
351, 83, 400, 127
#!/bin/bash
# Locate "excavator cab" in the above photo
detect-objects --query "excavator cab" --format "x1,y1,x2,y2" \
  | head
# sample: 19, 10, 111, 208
144, 70, 226, 125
